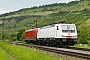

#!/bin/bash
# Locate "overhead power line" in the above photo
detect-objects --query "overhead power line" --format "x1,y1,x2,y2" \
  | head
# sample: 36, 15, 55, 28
34, 0, 61, 28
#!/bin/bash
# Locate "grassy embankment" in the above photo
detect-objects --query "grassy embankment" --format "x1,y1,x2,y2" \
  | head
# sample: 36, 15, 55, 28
74, 44, 90, 49
0, 47, 11, 60
0, 42, 63, 60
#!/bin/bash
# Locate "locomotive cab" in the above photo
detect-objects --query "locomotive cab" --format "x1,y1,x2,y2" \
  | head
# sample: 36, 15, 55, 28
55, 24, 77, 46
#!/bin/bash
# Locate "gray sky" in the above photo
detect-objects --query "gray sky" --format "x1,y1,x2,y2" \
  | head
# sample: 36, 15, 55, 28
0, 0, 75, 14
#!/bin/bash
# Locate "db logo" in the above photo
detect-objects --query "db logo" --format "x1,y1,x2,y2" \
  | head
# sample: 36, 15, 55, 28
68, 31, 70, 35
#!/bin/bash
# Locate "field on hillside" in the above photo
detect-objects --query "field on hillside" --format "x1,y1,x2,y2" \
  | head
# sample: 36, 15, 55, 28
0, 0, 90, 30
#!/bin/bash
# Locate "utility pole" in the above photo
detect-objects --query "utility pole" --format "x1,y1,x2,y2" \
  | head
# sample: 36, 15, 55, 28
12, 27, 14, 42
11, 20, 15, 42
36, 19, 37, 28
2, 19, 4, 41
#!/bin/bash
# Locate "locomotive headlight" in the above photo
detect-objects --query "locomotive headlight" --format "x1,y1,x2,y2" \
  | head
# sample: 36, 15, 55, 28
62, 35, 65, 37
75, 35, 77, 37
73, 35, 77, 37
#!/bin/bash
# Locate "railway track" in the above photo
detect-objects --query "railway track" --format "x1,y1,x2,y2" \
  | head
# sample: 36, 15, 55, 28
67, 47, 90, 51
11, 42, 90, 60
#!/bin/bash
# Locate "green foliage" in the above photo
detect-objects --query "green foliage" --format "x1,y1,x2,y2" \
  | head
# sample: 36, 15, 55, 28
88, 40, 90, 46
66, 1, 80, 6
17, 28, 26, 41
5, 32, 13, 41
5, 32, 17, 41
74, 44, 90, 49
78, 21, 89, 44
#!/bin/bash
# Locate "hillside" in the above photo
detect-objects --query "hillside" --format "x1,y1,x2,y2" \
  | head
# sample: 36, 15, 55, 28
0, 0, 90, 36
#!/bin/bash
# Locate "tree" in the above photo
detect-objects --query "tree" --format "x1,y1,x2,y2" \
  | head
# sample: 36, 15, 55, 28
78, 21, 89, 44
17, 28, 26, 41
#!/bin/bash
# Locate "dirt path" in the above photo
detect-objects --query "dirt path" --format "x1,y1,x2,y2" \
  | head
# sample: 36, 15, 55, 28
2, 48, 16, 60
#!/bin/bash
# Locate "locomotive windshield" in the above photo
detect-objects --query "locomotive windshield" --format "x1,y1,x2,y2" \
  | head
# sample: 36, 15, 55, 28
61, 25, 75, 33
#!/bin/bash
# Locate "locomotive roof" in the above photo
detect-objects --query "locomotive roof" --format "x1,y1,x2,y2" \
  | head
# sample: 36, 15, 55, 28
25, 29, 33, 32
40, 24, 55, 29
40, 23, 75, 29
25, 28, 38, 32
25, 23, 75, 32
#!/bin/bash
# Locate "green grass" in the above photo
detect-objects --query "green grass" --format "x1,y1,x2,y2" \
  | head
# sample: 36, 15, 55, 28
71, 44, 90, 49
0, 42, 63, 60
0, 47, 11, 60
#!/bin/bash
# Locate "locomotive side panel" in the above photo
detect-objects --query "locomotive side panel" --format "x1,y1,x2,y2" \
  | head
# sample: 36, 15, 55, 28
25, 28, 38, 44
25, 31, 34, 39
58, 24, 77, 46
38, 27, 56, 38
25, 28, 38, 39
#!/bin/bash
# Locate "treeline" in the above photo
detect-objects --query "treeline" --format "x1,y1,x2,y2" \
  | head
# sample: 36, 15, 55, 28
1, 0, 90, 17
0, 0, 81, 17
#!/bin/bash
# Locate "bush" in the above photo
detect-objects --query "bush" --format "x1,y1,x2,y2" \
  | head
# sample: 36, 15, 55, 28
88, 40, 90, 46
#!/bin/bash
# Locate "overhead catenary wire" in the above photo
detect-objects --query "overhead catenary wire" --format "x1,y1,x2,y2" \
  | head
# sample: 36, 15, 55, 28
33, 0, 61, 28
